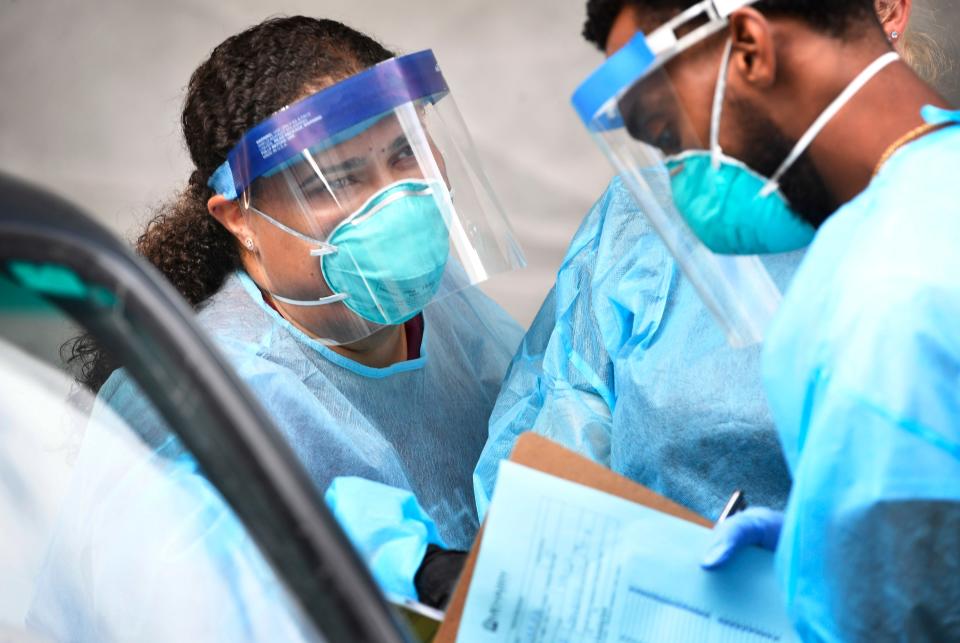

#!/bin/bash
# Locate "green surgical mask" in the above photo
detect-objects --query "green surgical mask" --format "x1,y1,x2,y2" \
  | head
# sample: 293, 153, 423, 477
664, 151, 815, 255
252, 180, 451, 325
665, 40, 899, 255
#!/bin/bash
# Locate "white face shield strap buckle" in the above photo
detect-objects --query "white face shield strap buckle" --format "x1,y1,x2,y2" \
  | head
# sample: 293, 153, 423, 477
644, 0, 758, 68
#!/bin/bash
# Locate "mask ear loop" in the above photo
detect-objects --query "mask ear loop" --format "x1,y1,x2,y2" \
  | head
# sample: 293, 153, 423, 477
760, 51, 900, 197
709, 38, 735, 168
242, 198, 338, 257
239, 191, 348, 307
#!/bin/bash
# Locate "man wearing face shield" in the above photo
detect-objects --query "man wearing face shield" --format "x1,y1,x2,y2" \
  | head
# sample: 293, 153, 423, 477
573, 0, 960, 639
474, 0, 914, 525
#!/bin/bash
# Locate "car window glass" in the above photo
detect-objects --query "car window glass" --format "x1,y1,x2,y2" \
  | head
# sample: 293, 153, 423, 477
0, 265, 324, 643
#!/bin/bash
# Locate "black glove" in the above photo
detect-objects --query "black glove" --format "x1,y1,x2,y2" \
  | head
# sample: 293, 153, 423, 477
414, 544, 468, 609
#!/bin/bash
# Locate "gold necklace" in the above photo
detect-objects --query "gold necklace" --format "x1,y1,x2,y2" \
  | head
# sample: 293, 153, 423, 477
873, 122, 945, 177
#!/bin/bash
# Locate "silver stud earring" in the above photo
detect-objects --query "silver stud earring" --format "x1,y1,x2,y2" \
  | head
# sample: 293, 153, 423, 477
890, 31, 900, 41
244, 238, 255, 250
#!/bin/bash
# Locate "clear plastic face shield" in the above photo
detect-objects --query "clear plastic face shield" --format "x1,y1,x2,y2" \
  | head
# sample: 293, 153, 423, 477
572, 0, 783, 348
209, 51, 525, 345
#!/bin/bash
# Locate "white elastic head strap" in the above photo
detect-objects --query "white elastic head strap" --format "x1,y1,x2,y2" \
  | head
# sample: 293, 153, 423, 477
240, 186, 349, 307
269, 291, 348, 307
244, 204, 338, 257
710, 38, 735, 166
760, 51, 901, 196
645, 0, 756, 65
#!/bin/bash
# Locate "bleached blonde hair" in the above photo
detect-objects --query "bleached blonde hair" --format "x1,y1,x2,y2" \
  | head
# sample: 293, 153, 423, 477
876, 0, 952, 86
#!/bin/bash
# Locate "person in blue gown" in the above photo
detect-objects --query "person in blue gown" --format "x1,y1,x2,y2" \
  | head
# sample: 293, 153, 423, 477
475, 0, 917, 527
474, 177, 800, 520
31, 17, 524, 639
580, 0, 960, 638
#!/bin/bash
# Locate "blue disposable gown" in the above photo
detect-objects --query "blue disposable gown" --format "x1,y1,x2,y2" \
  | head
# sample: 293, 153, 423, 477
27, 406, 319, 642
113, 271, 520, 550
28, 271, 521, 640
763, 107, 960, 640
475, 177, 800, 520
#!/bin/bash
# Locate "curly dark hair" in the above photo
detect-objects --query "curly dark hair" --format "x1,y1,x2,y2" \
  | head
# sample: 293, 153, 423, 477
583, 0, 880, 51
67, 16, 395, 391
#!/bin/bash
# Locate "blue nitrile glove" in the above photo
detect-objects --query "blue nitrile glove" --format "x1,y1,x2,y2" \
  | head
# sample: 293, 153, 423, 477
701, 507, 784, 570
325, 477, 445, 601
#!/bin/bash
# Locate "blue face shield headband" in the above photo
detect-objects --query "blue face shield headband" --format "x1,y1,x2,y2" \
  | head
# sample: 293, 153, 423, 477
208, 50, 449, 201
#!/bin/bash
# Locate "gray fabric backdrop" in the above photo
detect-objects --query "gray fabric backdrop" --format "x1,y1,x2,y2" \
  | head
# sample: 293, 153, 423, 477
1, 1, 957, 326
0, 0, 616, 327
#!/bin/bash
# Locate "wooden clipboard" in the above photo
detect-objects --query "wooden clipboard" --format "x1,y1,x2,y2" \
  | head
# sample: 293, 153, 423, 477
433, 433, 712, 642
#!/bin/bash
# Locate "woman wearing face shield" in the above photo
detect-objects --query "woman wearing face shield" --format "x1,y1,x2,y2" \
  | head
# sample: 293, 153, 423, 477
46, 16, 525, 632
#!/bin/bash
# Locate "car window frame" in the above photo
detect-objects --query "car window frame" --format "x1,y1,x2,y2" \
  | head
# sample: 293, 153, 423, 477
0, 172, 412, 643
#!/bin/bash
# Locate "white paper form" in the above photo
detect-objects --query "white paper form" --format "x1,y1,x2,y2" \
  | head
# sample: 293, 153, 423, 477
459, 461, 799, 643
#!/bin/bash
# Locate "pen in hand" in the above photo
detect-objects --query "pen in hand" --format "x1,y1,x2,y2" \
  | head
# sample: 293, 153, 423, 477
718, 490, 748, 523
